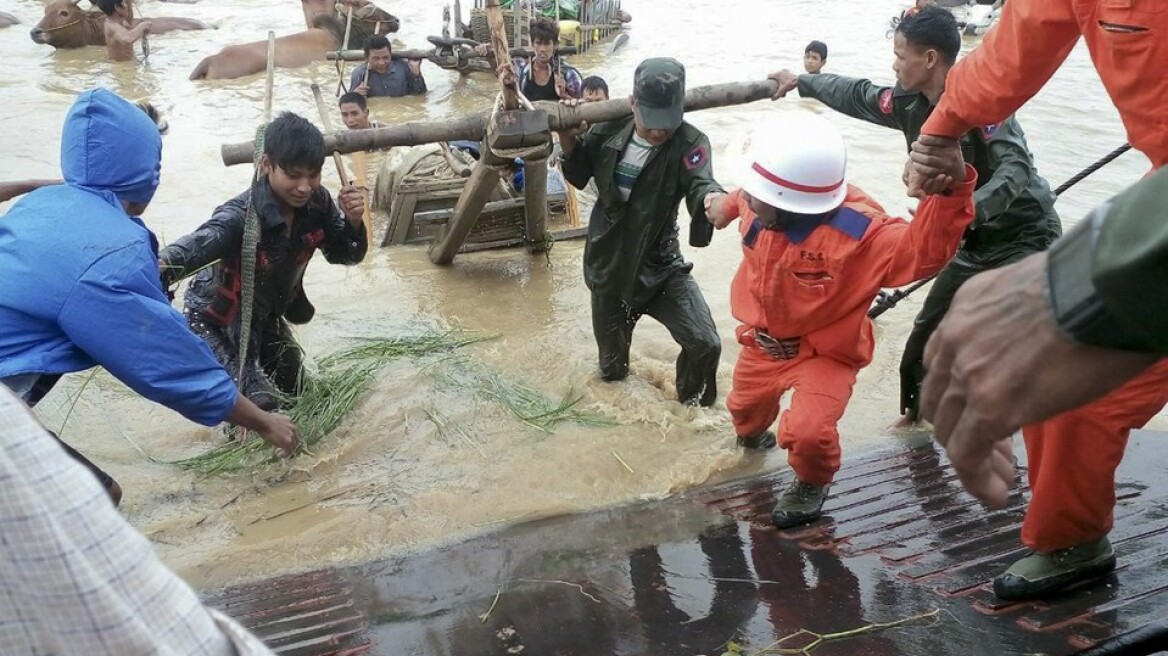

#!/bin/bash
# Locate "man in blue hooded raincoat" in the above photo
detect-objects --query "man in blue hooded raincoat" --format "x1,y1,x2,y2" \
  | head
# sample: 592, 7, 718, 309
0, 89, 297, 505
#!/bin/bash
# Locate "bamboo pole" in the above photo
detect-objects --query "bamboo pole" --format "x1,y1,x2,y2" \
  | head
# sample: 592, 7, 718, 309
335, 5, 354, 95
326, 46, 577, 62
223, 79, 779, 165
310, 84, 352, 187
311, 83, 373, 251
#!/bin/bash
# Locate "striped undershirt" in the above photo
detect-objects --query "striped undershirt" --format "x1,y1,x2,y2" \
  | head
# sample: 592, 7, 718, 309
614, 133, 657, 201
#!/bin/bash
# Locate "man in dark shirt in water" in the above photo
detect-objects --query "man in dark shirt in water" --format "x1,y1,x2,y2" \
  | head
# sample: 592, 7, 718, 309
517, 18, 583, 101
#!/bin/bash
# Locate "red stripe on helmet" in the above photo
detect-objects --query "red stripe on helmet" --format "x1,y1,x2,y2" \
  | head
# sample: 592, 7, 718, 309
751, 162, 843, 193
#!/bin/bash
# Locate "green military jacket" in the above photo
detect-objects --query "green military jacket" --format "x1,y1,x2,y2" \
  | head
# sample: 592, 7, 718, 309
798, 73, 1061, 264
1048, 165, 1168, 353
562, 116, 724, 306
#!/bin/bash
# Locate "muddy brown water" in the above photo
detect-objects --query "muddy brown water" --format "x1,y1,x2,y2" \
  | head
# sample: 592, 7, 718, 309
0, 0, 1156, 589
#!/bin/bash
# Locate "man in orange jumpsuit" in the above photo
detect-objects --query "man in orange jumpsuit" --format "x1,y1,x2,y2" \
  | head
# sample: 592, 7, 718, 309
706, 113, 976, 528
911, 0, 1168, 600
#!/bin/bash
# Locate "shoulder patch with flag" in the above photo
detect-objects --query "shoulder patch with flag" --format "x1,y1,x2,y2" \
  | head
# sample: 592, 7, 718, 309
981, 123, 1000, 139
684, 145, 709, 171
878, 88, 894, 115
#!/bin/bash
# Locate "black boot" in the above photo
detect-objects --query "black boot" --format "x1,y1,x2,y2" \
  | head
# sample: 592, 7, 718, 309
737, 430, 777, 450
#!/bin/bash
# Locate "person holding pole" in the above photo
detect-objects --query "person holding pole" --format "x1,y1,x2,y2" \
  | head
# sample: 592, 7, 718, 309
160, 113, 368, 412
558, 58, 724, 407
351, 35, 426, 98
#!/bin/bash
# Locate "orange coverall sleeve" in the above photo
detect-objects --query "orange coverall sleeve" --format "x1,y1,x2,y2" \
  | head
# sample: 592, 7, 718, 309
868, 164, 978, 288
922, 0, 1081, 138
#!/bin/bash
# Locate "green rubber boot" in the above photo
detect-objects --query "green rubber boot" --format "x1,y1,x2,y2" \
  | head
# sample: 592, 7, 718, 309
772, 478, 830, 529
994, 536, 1116, 601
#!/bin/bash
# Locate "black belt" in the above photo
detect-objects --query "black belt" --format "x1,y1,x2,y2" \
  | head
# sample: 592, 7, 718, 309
755, 329, 801, 360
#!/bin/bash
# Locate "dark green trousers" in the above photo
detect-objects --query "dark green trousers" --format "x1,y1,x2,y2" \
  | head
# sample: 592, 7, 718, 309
591, 272, 721, 406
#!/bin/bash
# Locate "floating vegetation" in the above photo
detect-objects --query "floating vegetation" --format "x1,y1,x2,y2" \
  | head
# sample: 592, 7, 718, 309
175, 331, 493, 475
438, 362, 616, 433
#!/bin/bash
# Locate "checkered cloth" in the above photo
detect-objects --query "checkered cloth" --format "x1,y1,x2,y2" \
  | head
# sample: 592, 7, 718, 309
0, 386, 273, 655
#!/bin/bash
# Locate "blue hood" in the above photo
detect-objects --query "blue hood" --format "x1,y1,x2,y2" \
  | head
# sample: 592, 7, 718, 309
60, 89, 161, 205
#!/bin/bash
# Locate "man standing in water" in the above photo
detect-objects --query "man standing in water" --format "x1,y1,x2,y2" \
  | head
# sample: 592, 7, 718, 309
770, 7, 1060, 425
477, 18, 583, 101
161, 112, 368, 413
558, 58, 725, 407
338, 92, 380, 130
351, 35, 426, 98
517, 18, 583, 101
96, 0, 150, 62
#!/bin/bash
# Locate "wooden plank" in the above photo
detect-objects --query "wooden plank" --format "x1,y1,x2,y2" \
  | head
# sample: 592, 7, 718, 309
523, 158, 549, 251
385, 193, 418, 246
415, 196, 528, 225
457, 226, 587, 253
428, 163, 502, 264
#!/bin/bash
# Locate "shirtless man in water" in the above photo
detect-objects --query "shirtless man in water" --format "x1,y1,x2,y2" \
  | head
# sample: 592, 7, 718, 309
97, 0, 151, 61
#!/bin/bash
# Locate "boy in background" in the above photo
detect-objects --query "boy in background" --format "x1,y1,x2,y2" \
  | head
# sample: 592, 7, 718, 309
804, 40, 827, 74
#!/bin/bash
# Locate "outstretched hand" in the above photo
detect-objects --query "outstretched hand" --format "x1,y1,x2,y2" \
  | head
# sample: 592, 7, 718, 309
767, 69, 800, 100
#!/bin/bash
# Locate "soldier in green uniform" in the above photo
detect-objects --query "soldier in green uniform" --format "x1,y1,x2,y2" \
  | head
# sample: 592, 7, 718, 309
558, 57, 726, 406
770, 6, 1061, 424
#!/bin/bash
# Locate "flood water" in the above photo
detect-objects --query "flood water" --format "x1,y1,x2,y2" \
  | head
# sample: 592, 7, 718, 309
0, 0, 1155, 590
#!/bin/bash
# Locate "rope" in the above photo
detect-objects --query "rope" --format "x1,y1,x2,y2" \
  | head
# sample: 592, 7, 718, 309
236, 125, 266, 383
38, 16, 85, 33
1052, 143, 1132, 196
485, 92, 550, 162
237, 33, 276, 392
868, 142, 1132, 319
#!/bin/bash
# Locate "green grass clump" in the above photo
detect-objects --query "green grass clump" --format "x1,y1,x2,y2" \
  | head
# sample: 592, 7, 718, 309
175, 331, 492, 475
439, 364, 615, 433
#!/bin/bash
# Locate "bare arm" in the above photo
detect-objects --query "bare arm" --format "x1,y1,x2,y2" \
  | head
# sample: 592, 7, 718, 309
0, 180, 61, 204
106, 19, 151, 46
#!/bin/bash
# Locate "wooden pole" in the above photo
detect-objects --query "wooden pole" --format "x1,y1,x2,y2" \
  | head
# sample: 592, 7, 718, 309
310, 83, 352, 187
223, 79, 780, 165
486, 0, 519, 109
427, 162, 502, 265
325, 46, 576, 62
263, 33, 274, 122
312, 82, 374, 252
439, 142, 473, 177
336, 5, 354, 95
522, 157, 549, 251
427, 0, 521, 265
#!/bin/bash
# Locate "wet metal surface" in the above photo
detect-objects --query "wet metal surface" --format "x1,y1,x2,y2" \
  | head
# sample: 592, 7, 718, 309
207, 430, 1168, 655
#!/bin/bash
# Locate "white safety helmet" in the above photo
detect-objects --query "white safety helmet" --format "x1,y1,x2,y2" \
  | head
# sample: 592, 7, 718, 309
740, 113, 848, 215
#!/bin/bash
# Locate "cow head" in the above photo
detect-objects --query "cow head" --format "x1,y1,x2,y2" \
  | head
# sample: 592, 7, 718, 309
31, 0, 100, 48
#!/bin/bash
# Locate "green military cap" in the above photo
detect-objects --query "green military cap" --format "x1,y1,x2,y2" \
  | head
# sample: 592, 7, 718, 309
633, 57, 686, 130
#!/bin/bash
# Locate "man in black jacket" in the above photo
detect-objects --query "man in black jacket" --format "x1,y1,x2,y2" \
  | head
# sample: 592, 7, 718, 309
558, 58, 726, 406
161, 113, 368, 410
